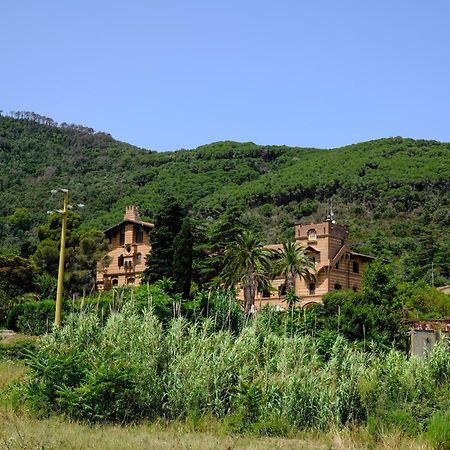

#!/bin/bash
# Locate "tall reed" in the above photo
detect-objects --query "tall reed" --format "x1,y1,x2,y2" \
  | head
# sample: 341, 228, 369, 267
21, 304, 450, 439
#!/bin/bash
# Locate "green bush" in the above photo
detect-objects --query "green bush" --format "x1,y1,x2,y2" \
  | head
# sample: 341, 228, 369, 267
6, 284, 174, 335
7, 300, 59, 334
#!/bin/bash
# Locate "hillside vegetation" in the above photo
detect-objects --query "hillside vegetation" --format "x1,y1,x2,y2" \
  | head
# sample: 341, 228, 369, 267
0, 114, 449, 285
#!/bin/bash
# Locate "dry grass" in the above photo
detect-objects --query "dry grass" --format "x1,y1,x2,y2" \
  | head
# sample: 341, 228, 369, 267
0, 361, 27, 390
0, 410, 432, 450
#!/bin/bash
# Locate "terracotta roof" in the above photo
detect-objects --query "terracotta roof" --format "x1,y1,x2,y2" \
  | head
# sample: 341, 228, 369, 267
104, 218, 154, 235
265, 243, 283, 251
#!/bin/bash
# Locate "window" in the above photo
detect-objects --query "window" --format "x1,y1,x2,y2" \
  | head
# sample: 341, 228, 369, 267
334, 283, 342, 290
307, 229, 317, 241
262, 288, 271, 298
310, 256, 316, 264
335, 260, 339, 269
118, 255, 124, 267
352, 286, 358, 292
279, 284, 287, 296
136, 226, 144, 243
112, 278, 119, 286
119, 229, 125, 245
353, 261, 359, 273
136, 253, 142, 264
127, 277, 135, 285
309, 283, 316, 295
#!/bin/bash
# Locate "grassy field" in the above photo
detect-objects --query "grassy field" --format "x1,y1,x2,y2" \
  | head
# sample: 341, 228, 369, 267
0, 360, 434, 450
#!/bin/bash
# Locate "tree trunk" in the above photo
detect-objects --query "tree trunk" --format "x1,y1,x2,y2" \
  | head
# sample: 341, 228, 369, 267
243, 270, 256, 315
286, 272, 295, 293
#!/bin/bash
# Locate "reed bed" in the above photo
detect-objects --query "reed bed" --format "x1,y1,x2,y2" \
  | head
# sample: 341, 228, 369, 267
17, 303, 450, 446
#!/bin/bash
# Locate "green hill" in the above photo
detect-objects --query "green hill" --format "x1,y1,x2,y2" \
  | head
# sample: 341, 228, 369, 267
0, 113, 449, 285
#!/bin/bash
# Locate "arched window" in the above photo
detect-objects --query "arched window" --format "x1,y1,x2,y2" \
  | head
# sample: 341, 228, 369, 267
112, 278, 119, 286
307, 229, 317, 241
309, 283, 316, 295
118, 255, 124, 267
119, 229, 125, 245
136, 253, 142, 264
334, 283, 342, 290
127, 277, 135, 285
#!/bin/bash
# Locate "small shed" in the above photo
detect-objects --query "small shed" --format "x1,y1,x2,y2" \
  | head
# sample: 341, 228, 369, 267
408, 319, 450, 357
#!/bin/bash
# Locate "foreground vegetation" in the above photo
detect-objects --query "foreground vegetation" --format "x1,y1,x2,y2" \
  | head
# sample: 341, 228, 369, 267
2, 306, 447, 447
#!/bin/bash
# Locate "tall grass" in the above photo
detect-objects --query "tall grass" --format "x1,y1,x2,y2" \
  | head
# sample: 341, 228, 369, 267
18, 302, 450, 441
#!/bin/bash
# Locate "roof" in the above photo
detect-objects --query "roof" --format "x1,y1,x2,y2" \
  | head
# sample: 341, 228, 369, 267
104, 218, 154, 235
265, 243, 283, 251
264, 243, 320, 253
332, 244, 350, 263
349, 251, 375, 260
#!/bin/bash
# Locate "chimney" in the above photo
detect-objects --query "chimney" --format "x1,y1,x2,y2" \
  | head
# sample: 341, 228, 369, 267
124, 205, 141, 221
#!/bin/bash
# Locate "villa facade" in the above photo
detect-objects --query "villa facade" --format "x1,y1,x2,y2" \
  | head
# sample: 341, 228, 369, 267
96, 206, 154, 289
97, 207, 373, 308
252, 219, 374, 310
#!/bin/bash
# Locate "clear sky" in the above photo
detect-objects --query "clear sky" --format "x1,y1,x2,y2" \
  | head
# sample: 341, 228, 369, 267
1, 1, 450, 151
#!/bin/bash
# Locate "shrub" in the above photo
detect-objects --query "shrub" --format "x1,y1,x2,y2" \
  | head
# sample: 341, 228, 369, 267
6, 284, 174, 335
7, 300, 59, 334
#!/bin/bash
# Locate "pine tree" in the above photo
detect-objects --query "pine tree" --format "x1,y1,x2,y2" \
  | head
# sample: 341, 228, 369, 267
195, 206, 246, 287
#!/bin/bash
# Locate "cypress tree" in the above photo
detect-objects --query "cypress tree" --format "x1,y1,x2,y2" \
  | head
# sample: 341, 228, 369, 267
172, 217, 193, 298
143, 200, 183, 284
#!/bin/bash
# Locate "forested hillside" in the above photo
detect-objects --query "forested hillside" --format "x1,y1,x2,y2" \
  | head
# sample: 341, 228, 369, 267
0, 114, 449, 285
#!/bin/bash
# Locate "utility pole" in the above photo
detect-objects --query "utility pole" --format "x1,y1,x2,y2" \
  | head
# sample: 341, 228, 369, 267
54, 189, 69, 327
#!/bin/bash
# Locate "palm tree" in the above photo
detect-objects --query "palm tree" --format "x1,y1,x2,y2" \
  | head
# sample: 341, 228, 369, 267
220, 231, 274, 314
274, 240, 316, 297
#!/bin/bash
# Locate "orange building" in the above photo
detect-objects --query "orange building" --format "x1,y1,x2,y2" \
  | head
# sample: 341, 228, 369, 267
253, 219, 374, 310
96, 206, 154, 289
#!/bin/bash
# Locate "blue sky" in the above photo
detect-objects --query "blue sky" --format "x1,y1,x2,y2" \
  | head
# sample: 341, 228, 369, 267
1, 1, 450, 151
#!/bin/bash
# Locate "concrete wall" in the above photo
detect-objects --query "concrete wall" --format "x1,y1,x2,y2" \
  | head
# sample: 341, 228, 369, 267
409, 330, 448, 357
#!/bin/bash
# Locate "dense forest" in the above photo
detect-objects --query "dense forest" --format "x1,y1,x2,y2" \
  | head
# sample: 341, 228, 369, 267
0, 113, 449, 286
